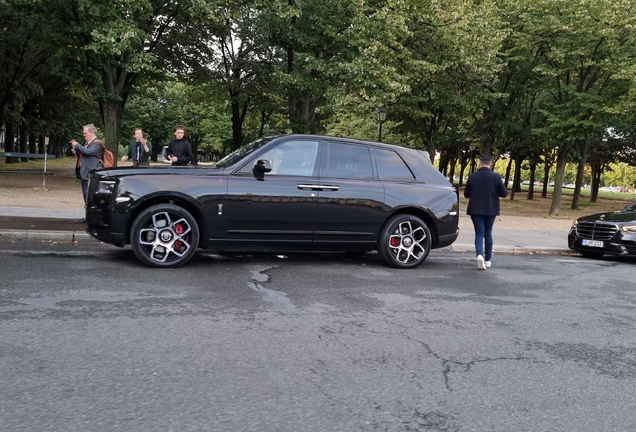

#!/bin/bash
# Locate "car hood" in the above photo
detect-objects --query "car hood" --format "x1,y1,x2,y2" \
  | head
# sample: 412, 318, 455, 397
578, 211, 636, 223
95, 166, 225, 178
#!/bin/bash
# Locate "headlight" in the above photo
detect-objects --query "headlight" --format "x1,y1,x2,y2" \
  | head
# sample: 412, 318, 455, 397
97, 180, 116, 194
621, 224, 636, 233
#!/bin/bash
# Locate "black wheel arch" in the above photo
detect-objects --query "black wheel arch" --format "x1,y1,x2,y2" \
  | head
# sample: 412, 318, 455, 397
125, 193, 209, 248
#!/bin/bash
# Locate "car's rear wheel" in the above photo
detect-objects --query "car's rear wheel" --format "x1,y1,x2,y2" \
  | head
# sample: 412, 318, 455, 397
130, 204, 200, 268
378, 214, 431, 269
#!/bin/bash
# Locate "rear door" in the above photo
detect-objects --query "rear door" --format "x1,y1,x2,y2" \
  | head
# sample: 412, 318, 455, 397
313, 141, 386, 247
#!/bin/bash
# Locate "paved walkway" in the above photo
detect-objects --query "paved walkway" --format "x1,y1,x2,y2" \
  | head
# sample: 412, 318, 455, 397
0, 206, 573, 254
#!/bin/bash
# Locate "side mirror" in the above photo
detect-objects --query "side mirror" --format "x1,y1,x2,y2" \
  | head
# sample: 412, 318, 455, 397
252, 160, 272, 178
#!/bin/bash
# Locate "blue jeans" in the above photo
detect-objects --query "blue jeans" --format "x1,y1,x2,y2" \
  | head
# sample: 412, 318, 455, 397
471, 215, 496, 260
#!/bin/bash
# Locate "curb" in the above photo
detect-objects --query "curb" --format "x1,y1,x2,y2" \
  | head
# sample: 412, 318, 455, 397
0, 230, 573, 254
435, 243, 571, 254
0, 230, 93, 242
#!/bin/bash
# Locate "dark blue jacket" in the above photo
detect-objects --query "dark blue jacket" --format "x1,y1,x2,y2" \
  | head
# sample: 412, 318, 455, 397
464, 167, 508, 216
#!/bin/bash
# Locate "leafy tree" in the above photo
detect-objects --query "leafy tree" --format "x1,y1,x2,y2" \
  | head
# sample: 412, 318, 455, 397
18, 0, 207, 162
526, 0, 636, 214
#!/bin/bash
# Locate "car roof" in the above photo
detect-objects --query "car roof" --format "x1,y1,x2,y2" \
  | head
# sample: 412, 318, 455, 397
275, 134, 416, 152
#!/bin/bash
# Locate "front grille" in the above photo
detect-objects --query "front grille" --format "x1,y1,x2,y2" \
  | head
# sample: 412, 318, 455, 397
575, 222, 618, 240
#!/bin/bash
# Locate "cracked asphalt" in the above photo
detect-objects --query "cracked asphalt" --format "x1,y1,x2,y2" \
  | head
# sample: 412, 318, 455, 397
1, 242, 635, 432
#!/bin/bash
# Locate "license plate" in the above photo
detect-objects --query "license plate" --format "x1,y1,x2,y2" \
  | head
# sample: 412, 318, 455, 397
582, 239, 603, 248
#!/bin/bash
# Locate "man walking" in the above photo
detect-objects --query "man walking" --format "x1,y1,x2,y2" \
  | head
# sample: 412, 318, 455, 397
464, 154, 508, 270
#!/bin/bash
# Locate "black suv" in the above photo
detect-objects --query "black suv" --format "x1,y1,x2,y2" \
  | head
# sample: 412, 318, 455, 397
86, 135, 459, 268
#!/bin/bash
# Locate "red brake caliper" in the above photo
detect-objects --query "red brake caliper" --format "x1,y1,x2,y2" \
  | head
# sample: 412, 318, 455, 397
390, 237, 400, 247
174, 223, 184, 250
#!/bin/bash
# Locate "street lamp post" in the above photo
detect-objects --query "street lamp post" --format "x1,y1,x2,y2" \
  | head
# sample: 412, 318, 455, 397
376, 106, 387, 142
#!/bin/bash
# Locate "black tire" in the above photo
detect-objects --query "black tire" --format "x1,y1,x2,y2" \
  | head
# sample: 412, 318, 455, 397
580, 250, 604, 259
377, 214, 431, 269
130, 204, 200, 268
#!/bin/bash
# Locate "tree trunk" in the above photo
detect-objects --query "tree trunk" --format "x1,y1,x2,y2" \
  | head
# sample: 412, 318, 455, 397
526, 159, 536, 200
29, 132, 37, 157
513, 153, 523, 193
510, 154, 522, 201
448, 152, 457, 183
287, 0, 296, 123
541, 161, 550, 198
190, 138, 198, 166
230, 93, 243, 152
38, 135, 46, 155
19, 123, 28, 155
571, 138, 589, 210
504, 157, 512, 187
100, 100, 122, 164
549, 143, 569, 215
4, 122, 15, 163
458, 152, 467, 187
590, 163, 602, 203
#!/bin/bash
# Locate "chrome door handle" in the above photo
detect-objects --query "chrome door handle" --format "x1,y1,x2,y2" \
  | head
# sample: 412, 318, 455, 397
297, 184, 322, 190
297, 184, 339, 191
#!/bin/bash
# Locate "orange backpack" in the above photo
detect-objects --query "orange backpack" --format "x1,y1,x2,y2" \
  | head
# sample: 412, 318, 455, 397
95, 140, 115, 169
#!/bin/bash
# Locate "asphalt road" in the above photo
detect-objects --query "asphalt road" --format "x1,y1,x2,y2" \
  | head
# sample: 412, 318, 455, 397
1, 243, 635, 432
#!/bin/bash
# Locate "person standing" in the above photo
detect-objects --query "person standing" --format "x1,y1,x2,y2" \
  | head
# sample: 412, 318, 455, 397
463, 154, 508, 270
70, 124, 104, 223
166, 125, 192, 166
121, 128, 151, 167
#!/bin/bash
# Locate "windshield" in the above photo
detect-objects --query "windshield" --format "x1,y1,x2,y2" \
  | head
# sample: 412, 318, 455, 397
213, 136, 276, 169
623, 203, 636, 212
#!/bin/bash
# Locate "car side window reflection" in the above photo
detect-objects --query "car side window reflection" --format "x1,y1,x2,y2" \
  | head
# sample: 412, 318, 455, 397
374, 148, 415, 182
241, 140, 319, 177
322, 142, 373, 179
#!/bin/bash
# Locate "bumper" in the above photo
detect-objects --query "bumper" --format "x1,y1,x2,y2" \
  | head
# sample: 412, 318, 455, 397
436, 229, 460, 249
87, 224, 126, 247
86, 206, 129, 247
568, 233, 636, 256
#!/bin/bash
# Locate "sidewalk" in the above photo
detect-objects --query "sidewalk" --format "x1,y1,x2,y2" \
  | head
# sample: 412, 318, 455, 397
0, 206, 573, 254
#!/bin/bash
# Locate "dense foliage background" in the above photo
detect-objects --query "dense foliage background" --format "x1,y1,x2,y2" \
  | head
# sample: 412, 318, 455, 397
2, 0, 636, 214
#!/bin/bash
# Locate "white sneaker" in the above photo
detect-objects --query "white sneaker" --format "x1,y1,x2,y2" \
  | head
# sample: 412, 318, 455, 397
477, 255, 486, 270
485, 261, 491, 268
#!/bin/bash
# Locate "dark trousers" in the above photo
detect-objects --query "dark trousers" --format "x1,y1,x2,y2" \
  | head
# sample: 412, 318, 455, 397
81, 179, 89, 203
471, 215, 497, 260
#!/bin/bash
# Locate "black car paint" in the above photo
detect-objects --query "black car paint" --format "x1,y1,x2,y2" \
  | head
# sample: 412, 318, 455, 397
568, 204, 636, 257
86, 135, 460, 267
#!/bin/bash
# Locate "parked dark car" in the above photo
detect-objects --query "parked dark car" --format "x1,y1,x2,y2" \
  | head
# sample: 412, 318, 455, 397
85, 134, 459, 268
568, 203, 636, 258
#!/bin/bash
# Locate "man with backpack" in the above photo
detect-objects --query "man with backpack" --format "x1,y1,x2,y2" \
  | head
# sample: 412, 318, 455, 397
70, 123, 103, 222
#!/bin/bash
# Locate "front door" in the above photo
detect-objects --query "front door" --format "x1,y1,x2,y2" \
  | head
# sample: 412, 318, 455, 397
224, 139, 320, 250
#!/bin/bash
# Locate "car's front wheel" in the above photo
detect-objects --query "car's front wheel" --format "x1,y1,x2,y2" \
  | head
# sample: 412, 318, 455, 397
378, 214, 431, 269
130, 204, 200, 268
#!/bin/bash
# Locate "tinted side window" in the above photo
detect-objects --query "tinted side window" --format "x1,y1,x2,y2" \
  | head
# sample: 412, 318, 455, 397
374, 148, 415, 182
322, 143, 373, 179
243, 140, 319, 176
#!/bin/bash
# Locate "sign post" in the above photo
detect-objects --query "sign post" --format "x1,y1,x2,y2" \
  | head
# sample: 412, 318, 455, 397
42, 137, 50, 187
